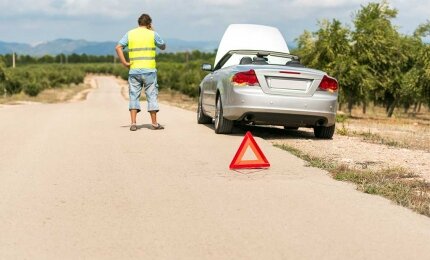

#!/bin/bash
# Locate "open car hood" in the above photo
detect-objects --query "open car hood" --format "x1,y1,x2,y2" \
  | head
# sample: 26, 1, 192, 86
214, 24, 290, 68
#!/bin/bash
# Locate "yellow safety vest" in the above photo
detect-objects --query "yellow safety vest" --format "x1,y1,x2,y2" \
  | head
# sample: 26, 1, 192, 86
128, 27, 156, 69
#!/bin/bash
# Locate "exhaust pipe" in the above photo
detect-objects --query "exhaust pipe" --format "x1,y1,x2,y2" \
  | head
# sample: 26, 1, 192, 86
316, 119, 325, 126
242, 115, 255, 125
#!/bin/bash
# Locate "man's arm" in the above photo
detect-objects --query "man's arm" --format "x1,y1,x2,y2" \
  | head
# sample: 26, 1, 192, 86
154, 31, 166, 51
115, 45, 130, 68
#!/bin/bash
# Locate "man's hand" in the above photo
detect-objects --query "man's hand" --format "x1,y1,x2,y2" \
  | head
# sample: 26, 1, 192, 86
115, 44, 131, 69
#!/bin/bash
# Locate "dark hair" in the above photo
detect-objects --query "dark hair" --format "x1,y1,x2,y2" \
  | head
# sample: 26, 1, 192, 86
138, 14, 152, 26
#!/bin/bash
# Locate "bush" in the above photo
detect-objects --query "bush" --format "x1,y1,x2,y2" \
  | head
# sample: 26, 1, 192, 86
0, 82, 5, 96
4, 72, 23, 95
0, 63, 5, 96
0, 56, 212, 98
23, 81, 42, 96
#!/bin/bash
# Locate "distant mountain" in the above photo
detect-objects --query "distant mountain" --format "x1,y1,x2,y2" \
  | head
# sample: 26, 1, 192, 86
164, 39, 218, 53
0, 38, 219, 56
0, 41, 32, 55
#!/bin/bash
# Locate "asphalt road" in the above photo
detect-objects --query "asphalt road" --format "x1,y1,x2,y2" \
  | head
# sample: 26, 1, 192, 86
1, 76, 430, 259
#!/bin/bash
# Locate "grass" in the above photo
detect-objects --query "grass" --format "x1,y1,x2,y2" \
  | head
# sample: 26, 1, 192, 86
355, 130, 403, 148
340, 105, 429, 146
335, 123, 409, 149
341, 103, 430, 121
352, 129, 404, 148
336, 123, 349, 136
335, 113, 349, 123
274, 143, 430, 217
338, 104, 429, 151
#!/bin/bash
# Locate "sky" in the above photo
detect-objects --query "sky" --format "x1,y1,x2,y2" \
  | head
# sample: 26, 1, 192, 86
0, 0, 429, 45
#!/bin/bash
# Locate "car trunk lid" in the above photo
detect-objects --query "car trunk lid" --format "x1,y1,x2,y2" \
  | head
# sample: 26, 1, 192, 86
255, 68, 324, 97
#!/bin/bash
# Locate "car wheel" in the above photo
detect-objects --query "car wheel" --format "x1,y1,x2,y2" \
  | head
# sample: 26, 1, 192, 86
197, 90, 212, 124
214, 96, 233, 134
314, 124, 335, 139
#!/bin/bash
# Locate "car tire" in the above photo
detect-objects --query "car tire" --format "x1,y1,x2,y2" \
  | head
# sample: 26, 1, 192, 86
284, 126, 299, 130
197, 90, 212, 124
314, 124, 335, 139
214, 96, 233, 134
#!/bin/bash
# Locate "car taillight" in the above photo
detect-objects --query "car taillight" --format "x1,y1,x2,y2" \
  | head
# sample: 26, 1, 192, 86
232, 69, 260, 86
318, 75, 338, 92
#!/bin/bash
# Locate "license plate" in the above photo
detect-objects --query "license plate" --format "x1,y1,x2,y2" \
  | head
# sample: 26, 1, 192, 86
268, 77, 311, 92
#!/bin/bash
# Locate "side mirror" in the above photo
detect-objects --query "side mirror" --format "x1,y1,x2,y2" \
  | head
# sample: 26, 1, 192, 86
202, 63, 213, 71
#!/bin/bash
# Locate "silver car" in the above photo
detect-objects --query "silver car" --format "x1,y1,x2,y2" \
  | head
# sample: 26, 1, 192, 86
198, 24, 338, 139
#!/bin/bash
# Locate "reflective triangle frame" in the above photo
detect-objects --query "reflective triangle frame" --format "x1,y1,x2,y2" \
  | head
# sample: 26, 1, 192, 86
229, 131, 270, 169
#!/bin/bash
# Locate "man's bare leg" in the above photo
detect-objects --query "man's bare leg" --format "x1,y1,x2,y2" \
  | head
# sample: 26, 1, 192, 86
150, 111, 157, 126
130, 109, 138, 124
149, 111, 163, 129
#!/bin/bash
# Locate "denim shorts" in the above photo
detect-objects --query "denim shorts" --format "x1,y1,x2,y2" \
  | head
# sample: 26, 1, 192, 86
128, 72, 159, 113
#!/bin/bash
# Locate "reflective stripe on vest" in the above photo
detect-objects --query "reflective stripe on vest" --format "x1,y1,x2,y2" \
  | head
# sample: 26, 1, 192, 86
128, 28, 156, 69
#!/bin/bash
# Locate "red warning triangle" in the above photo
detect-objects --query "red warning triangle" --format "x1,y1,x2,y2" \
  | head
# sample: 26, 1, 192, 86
230, 131, 270, 169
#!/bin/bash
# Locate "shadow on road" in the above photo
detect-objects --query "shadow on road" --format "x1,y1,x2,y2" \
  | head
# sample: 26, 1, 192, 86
120, 124, 155, 130
200, 123, 319, 140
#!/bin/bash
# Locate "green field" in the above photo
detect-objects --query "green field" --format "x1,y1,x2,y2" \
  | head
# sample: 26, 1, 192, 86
0, 51, 213, 99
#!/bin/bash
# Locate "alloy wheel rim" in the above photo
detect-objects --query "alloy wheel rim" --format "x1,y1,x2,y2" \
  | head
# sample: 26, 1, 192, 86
215, 99, 220, 129
198, 99, 202, 118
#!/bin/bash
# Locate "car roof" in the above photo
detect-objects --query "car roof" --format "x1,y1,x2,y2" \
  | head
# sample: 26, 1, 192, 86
214, 24, 290, 68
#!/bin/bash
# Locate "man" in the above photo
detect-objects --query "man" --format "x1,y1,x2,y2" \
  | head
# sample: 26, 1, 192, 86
115, 13, 166, 131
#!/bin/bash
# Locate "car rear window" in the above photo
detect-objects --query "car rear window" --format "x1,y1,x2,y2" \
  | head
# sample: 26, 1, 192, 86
222, 53, 293, 68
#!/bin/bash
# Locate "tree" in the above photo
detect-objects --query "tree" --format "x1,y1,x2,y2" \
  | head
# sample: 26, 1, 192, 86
296, 19, 357, 112
294, 30, 315, 65
413, 21, 430, 109
352, 1, 404, 117
0, 58, 6, 96
416, 44, 430, 108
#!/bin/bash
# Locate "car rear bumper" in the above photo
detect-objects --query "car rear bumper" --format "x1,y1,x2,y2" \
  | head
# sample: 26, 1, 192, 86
222, 87, 337, 127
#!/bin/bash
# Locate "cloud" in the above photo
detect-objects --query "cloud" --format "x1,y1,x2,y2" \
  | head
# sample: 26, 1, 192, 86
0, 0, 429, 44
200, 0, 245, 6
0, 0, 131, 18
290, 0, 362, 8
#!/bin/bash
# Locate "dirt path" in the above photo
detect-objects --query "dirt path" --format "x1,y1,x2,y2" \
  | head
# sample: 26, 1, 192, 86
263, 127, 430, 181
1, 76, 430, 259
